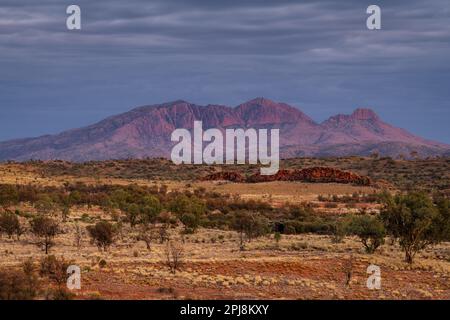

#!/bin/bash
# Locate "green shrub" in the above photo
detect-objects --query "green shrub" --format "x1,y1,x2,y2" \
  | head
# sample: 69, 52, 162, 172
381, 192, 447, 263
0, 211, 23, 239
347, 215, 385, 253
87, 221, 116, 251
39, 255, 70, 287
30, 216, 59, 254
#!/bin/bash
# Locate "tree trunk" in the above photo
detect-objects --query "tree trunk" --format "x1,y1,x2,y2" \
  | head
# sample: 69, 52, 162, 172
405, 248, 414, 264
239, 232, 244, 251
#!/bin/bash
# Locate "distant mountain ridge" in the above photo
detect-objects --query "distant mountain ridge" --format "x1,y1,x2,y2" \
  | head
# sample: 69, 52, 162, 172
0, 97, 448, 161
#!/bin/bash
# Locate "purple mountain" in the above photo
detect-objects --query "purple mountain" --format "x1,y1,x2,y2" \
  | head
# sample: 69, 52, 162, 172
0, 98, 448, 161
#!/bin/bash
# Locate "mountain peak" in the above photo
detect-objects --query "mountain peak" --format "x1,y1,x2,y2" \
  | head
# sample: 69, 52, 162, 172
0, 98, 448, 162
240, 97, 278, 107
236, 98, 315, 125
351, 108, 379, 120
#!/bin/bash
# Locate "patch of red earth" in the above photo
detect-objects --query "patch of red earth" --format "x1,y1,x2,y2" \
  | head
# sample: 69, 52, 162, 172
76, 257, 449, 300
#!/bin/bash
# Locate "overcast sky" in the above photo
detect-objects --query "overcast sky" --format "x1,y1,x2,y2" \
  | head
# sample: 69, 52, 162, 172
0, 0, 449, 143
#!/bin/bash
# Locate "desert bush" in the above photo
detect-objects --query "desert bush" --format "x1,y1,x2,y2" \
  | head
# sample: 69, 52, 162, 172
60, 205, 71, 222
165, 241, 184, 274
289, 204, 315, 219
231, 211, 270, 250
180, 213, 200, 234
34, 195, 57, 215
347, 215, 385, 253
0, 260, 40, 300
274, 232, 281, 247
283, 219, 332, 235
0, 211, 24, 239
87, 221, 116, 251
139, 195, 162, 224
381, 192, 448, 263
74, 223, 84, 249
330, 219, 348, 244
30, 216, 59, 254
169, 195, 206, 234
0, 184, 20, 208
39, 255, 70, 287
158, 224, 170, 243
45, 287, 75, 300
21, 259, 40, 298
136, 225, 156, 250
435, 196, 450, 242
0, 270, 37, 300
124, 203, 140, 228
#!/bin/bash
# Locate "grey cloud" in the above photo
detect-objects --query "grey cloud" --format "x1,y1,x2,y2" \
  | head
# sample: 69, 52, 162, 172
0, 0, 449, 143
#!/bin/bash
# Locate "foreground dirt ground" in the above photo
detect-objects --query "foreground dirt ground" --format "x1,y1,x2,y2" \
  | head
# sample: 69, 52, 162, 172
1, 227, 449, 300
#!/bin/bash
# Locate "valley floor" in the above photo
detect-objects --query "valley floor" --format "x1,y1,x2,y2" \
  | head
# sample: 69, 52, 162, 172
1, 228, 449, 300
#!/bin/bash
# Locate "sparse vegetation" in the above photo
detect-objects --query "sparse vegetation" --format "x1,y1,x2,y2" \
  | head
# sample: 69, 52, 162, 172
39, 255, 70, 287
87, 221, 116, 251
231, 211, 270, 250
0, 158, 448, 299
347, 215, 385, 253
0, 211, 24, 239
381, 192, 448, 263
165, 241, 184, 274
30, 216, 59, 254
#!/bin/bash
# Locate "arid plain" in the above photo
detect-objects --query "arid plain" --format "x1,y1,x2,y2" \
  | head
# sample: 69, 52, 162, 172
0, 158, 449, 299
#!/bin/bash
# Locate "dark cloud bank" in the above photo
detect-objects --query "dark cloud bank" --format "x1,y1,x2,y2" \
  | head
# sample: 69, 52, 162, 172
0, 0, 449, 142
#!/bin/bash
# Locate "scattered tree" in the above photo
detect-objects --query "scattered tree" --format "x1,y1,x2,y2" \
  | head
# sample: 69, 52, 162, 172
30, 216, 59, 254
170, 195, 205, 234
381, 192, 447, 263
74, 224, 84, 250
158, 224, 170, 243
124, 203, 140, 228
347, 215, 385, 253
136, 225, 156, 250
39, 255, 70, 287
231, 211, 270, 250
87, 221, 116, 251
330, 219, 348, 244
21, 258, 40, 299
0, 266, 40, 300
60, 205, 71, 222
165, 241, 184, 274
180, 213, 200, 234
139, 195, 162, 224
34, 195, 56, 216
0, 211, 24, 239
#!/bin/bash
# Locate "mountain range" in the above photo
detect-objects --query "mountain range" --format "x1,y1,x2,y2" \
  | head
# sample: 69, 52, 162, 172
0, 98, 448, 161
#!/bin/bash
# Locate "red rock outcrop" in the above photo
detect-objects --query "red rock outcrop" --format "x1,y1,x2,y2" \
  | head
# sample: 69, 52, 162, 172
247, 167, 371, 185
202, 167, 371, 186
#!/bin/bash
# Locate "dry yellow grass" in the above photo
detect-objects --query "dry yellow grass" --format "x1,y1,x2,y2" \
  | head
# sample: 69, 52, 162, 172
0, 162, 448, 299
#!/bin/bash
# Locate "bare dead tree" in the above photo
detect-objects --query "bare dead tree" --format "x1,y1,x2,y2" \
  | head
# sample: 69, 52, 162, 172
344, 255, 353, 288
74, 224, 84, 250
165, 241, 184, 274
158, 224, 170, 243
136, 225, 156, 251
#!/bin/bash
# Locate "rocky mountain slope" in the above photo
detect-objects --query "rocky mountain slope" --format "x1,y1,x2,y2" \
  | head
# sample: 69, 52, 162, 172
0, 98, 448, 161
